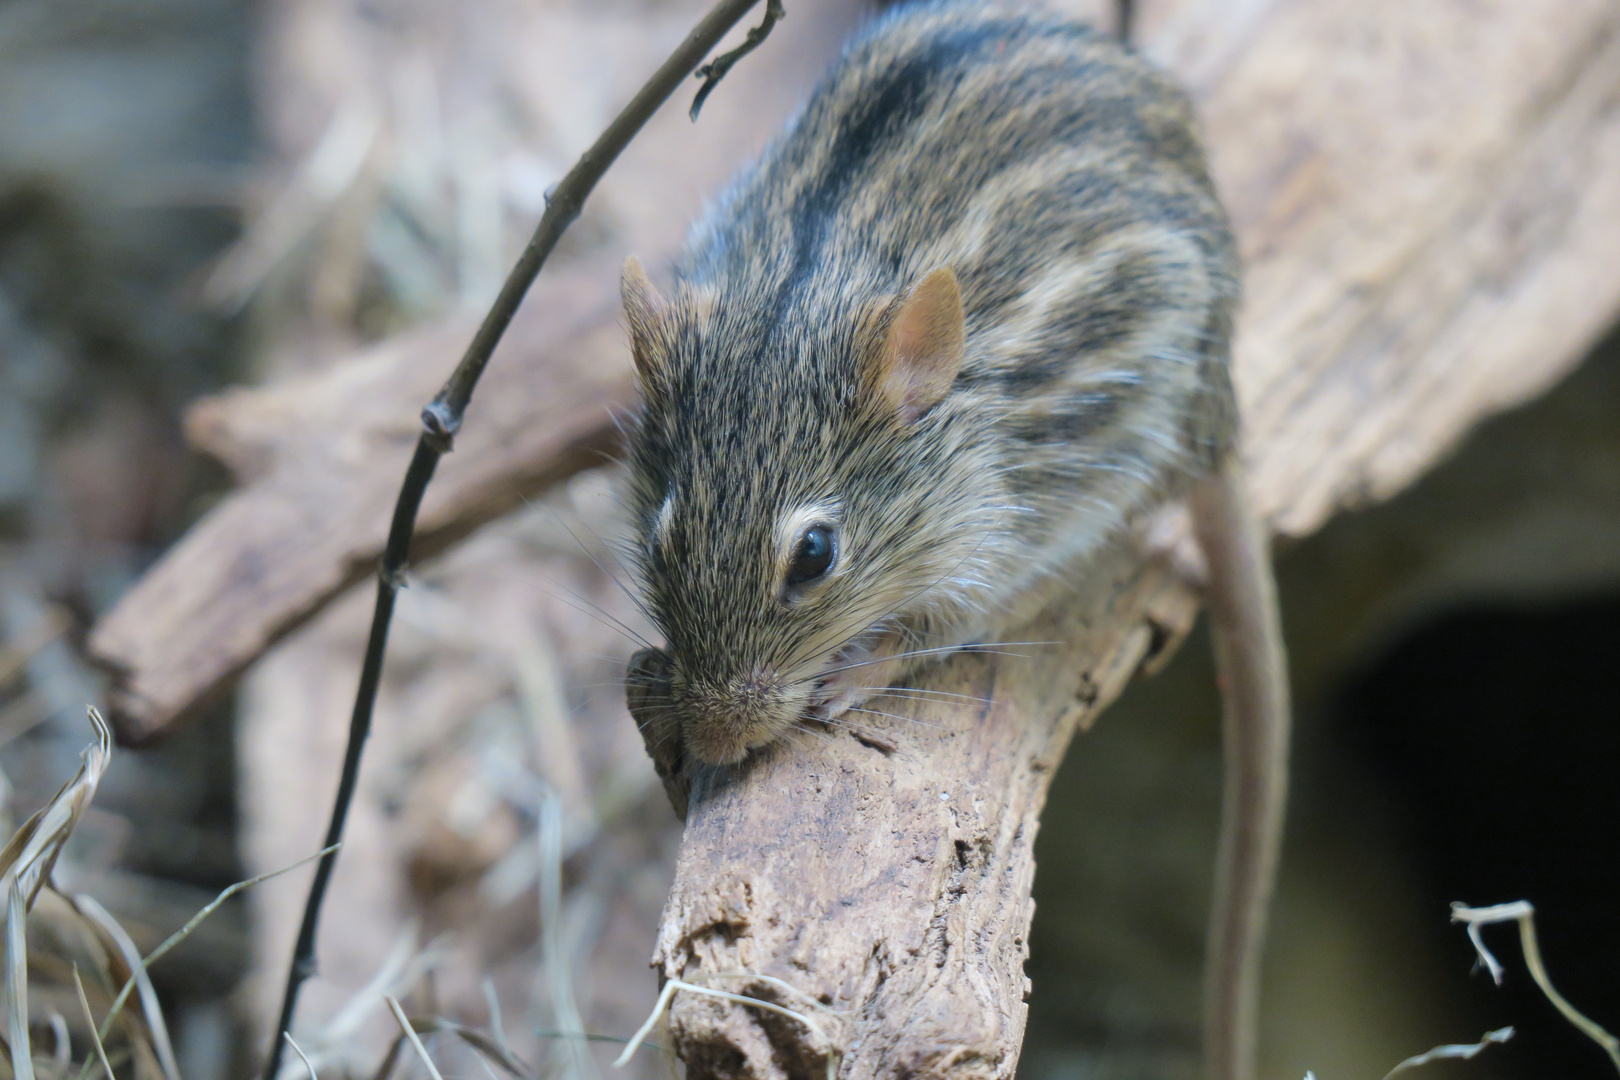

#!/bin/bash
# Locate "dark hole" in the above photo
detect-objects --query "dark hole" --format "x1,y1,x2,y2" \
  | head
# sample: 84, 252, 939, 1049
1335, 595, 1620, 1080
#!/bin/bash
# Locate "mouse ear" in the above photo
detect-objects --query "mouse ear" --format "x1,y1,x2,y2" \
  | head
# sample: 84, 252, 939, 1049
867, 267, 965, 426
621, 255, 668, 385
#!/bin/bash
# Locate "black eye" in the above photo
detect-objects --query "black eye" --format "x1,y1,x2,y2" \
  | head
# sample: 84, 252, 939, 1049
786, 525, 835, 586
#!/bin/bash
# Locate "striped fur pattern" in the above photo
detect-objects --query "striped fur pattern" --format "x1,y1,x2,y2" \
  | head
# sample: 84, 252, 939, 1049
622, 0, 1239, 764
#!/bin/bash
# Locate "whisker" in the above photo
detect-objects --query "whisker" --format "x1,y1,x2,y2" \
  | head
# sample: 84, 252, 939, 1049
575, 675, 674, 691
627, 713, 681, 725
814, 714, 884, 737
503, 569, 656, 652
647, 729, 685, 753
816, 717, 881, 742
544, 505, 664, 632
842, 705, 943, 730
622, 697, 680, 712
861, 686, 999, 707
807, 641, 1063, 681
623, 697, 679, 709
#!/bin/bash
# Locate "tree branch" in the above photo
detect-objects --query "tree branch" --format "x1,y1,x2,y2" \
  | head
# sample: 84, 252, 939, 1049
690, 0, 785, 120
630, 547, 1200, 1079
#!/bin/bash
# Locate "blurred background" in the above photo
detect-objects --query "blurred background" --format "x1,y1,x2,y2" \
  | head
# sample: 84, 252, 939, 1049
0, 0, 1615, 1078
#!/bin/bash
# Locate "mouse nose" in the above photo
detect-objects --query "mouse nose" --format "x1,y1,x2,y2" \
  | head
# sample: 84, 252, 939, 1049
678, 667, 797, 766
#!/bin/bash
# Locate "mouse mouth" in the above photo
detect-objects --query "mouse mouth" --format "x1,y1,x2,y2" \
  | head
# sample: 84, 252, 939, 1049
803, 630, 886, 717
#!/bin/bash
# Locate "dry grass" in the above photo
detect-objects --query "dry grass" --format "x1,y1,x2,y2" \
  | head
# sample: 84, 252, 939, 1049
0, 704, 671, 1080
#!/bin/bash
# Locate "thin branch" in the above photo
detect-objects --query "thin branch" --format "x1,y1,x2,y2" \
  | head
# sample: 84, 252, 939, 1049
259, 1, 774, 1077
690, 0, 785, 120
425, 0, 771, 435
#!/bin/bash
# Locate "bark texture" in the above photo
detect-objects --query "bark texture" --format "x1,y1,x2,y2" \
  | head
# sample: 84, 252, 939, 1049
644, 559, 1197, 1079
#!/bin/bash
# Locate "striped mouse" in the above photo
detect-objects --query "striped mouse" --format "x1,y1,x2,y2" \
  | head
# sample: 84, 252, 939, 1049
618, 5, 1289, 1077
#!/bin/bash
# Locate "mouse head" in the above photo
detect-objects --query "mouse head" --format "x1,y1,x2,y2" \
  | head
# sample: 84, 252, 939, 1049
618, 257, 998, 765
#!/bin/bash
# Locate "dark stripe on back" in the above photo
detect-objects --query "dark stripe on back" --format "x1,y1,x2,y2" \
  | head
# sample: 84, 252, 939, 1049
771, 22, 1015, 318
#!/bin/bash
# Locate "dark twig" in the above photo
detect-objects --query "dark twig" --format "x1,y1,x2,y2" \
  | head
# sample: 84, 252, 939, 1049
690, 0, 785, 120
1116, 0, 1134, 44
260, 1, 771, 1076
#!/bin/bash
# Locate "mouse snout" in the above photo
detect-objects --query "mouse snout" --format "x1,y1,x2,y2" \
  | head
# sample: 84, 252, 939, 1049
678, 667, 802, 766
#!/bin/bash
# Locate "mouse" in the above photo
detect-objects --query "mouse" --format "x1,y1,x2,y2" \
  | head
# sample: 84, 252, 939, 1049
616, 5, 1289, 1079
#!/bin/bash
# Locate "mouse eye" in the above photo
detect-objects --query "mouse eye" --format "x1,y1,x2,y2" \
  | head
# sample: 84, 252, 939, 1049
786, 525, 836, 586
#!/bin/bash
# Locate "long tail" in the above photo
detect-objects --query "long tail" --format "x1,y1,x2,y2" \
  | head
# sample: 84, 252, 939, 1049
1190, 453, 1291, 1080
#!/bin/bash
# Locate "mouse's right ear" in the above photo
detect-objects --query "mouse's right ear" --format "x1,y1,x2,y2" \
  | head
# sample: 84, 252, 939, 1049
864, 266, 966, 426
621, 255, 668, 386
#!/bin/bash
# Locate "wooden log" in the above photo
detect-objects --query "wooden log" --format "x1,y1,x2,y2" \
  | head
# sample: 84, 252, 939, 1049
90, 267, 632, 739
639, 555, 1196, 1079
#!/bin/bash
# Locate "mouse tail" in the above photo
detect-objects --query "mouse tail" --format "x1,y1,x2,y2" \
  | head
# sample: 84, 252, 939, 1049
1190, 452, 1291, 1080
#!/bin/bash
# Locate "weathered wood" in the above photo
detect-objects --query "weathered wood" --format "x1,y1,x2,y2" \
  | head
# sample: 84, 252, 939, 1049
642, 556, 1196, 1079
1185, 0, 1620, 536
90, 267, 632, 739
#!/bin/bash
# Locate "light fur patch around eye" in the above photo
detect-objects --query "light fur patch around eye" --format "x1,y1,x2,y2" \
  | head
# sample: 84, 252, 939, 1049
774, 502, 841, 591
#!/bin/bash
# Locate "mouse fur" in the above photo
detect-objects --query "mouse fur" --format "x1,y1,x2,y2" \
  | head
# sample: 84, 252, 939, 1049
620, 0, 1239, 765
